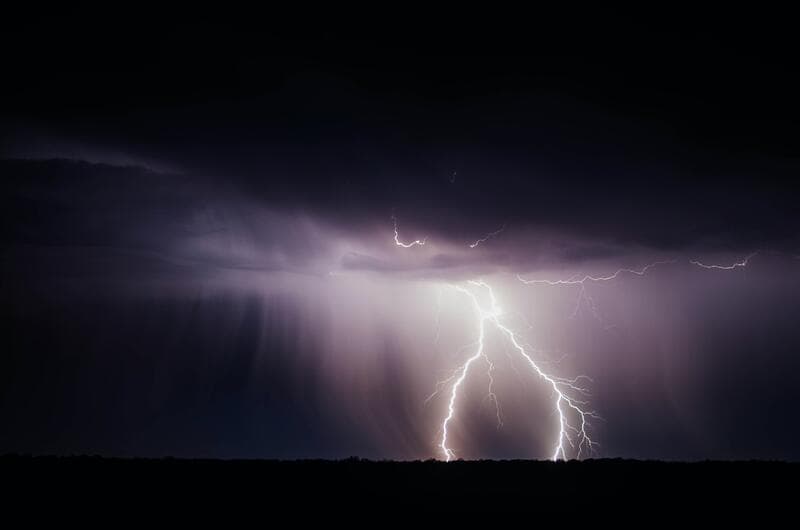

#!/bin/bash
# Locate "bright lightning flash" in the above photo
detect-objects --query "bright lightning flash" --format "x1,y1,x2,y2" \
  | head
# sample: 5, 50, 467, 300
439, 280, 598, 461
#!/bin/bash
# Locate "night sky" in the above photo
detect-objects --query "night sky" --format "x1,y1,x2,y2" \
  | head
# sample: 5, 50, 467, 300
2, 10, 799, 460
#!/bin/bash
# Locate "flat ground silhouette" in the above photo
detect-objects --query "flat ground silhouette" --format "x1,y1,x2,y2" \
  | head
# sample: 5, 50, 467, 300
2, 455, 796, 518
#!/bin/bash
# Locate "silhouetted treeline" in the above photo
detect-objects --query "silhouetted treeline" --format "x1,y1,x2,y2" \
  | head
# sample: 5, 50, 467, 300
1, 455, 796, 520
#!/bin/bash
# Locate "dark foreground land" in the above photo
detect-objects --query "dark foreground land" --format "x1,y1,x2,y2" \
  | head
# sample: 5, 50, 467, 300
2, 455, 796, 519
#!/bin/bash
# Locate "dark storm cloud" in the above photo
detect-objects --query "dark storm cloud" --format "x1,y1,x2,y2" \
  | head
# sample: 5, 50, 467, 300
0, 157, 679, 283
2, 15, 799, 257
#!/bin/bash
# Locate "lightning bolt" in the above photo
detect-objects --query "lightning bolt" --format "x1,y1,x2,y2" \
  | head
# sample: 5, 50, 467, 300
469, 223, 506, 249
689, 252, 757, 270
433, 253, 761, 460
392, 214, 427, 248
387, 219, 758, 462
439, 280, 597, 461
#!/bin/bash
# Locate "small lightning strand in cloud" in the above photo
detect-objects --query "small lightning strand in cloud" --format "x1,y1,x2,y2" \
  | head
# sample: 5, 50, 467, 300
425, 369, 462, 406
481, 355, 504, 429
689, 251, 758, 270
517, 260, 676, 329
516, 259, 678, 286
439, 281, 597, 461
469, 223, 506, 249
571, 284, 595, 319
433, 287, 443, 347
516, 254, 754, 329
516, 254, 758, 283
392, 214, 427, 248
